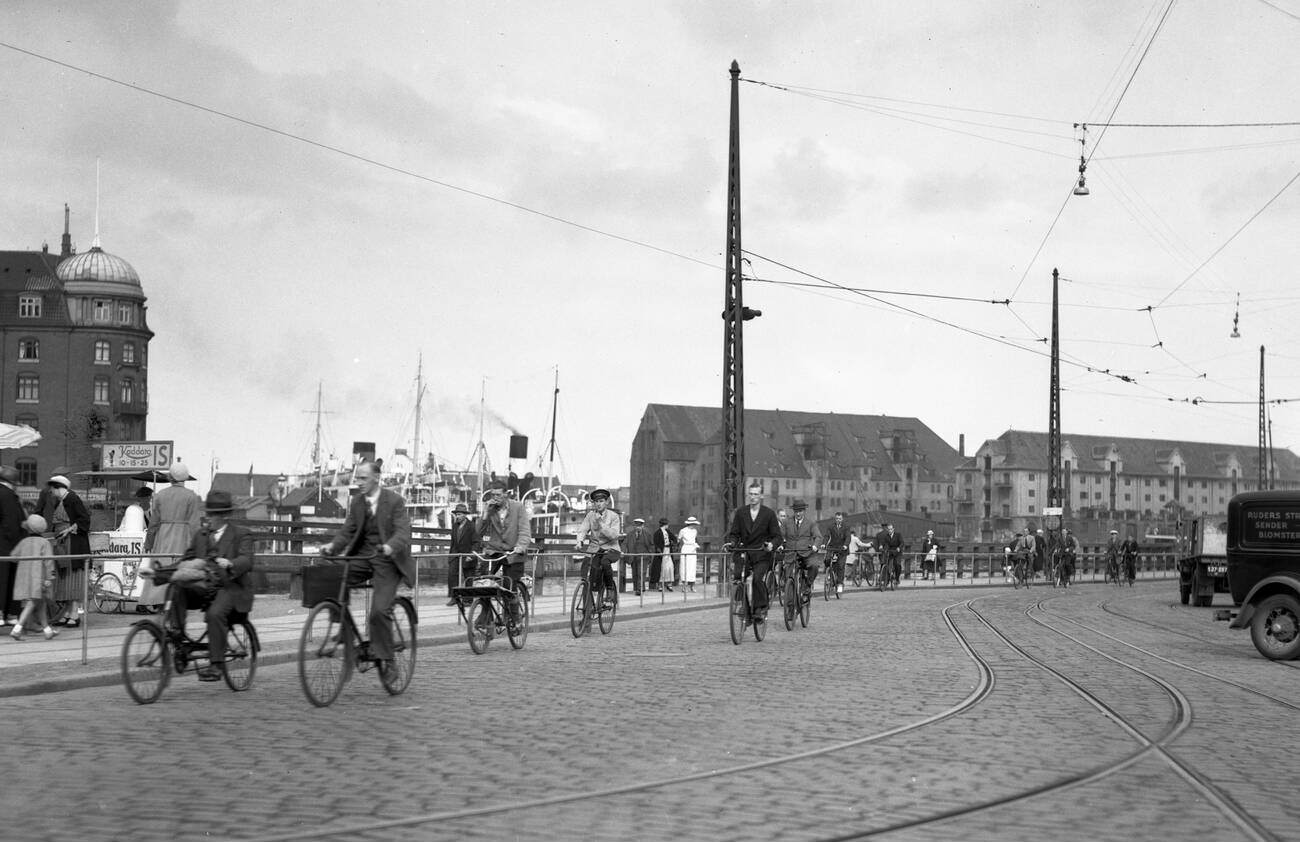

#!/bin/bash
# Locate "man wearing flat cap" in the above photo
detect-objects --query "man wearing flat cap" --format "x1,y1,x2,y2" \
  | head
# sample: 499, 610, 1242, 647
445, 502, 478, 606
170, 490, 256, 681
782, 499, 824, 593
476, 477, 532, 624
575, 488, 621, 606
624, 516, 654, 596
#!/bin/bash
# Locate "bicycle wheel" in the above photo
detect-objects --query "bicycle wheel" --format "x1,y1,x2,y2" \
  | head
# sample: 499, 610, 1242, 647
729, 581, 745, 646
753, 593, 768, 642
93, 572, 125, 614
121, 621, 170, 704
467, 598, 493, 654
298, 601, 352, 707
783, 578, 797, 630
381, 597, 418, 694
769, 567, 783, 608
597, 586, 616, 635
823, 570, 832, 601
570, 580, 590, 639
221, 619, 259, 692
851, 562, 863, 587
509, 588, 530, 649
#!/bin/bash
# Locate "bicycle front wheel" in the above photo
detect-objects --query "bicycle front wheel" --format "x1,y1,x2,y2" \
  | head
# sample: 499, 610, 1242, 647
770, 568, 783, 608
783, 578, 797, 631
121, 621, 170, 705
799, 581, 811, 628
298, 600, 352, 707
823, 570, 832, 601
851, 563, 863, 588
570, 580, 590, 639
729, 581, 745, 645
467, 598, 492, 654
222, 619, 259, 692
381, 597, 418, 694
597, 587, 616, 635
509, 589, 530, 649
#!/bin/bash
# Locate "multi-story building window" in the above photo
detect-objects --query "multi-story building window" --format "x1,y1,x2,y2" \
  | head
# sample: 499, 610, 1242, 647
15, 413, 37, 431
16, 374, 38, 402
120, 378, 134, 404
93, 299, 112, 321
17, 338, 38, 361
93, 376, 110, 404
122, 341, 135, 364
118, 302, 133, 324
15, 459, 36, 487
94, 340, 111, 363
18, 295, 41, 317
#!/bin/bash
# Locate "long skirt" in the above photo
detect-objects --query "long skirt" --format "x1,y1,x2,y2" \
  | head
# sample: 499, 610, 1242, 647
54, 557, 88, 602
679, 547, 698, 582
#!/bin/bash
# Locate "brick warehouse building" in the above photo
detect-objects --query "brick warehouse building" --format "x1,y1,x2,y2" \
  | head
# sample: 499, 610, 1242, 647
0, 207, 152, 500
630, 404, 963, 536
957, 428, 1300, 543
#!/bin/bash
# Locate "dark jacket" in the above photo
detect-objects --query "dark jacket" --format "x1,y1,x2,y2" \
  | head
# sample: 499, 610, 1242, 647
825, 524, 851, 552
625, 526, 654, 555
329, 487, 414, 585
449, 516, 477, 555
653, 526, 678, 554
182, 523, 257, 612
0, 483, 23, 555
56, 490, 92, 558
726, 504, 782, 550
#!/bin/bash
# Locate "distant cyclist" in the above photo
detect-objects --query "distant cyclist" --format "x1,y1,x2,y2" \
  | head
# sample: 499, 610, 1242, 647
1058, 528, 1079, 587
782, 499, 824, 596
824, 511, 850, 595
1105, 529, 1121, 582
574, 487, 622, 608
1120, 531, 1140, 583
477, 478, 532, 625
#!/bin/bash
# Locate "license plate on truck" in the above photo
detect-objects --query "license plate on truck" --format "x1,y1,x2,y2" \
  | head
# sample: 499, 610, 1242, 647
1206, 564, 1227, 575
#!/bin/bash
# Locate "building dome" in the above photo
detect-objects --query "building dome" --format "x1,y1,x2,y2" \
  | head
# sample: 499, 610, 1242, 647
56, 245, 144, 298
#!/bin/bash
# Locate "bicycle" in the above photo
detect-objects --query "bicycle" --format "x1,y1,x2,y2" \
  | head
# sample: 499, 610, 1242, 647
823, 550, 844, 601
453, 550, 532, 654
1012, 555, 1032, 589
297, 555, 418, 707
570, 548, 617, 638
783, 560, 813, 630
876, 554, 899, 591
1053, 550, 1075, 588
120, 567, 260, 705
1122, 553, 1137, 586
849, 554, 864, 587
726, 547, 769, 645
1105, 553, 1123, 586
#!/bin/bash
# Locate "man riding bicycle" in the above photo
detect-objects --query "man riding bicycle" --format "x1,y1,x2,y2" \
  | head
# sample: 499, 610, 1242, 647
476, 478, 532, 625
574, 487, 621, 608
824, 511, 849, 594
1105, 529, 1121, 582
782, 499, 823, 595
1058, 528, 1079, 587
723, 484, 783, 623
875, 523, 903, 586
168, 490, 256, 681
1120, 531, 1140, 583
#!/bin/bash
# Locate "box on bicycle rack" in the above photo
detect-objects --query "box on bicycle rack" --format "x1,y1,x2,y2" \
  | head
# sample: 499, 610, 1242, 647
301, 564, 346, 607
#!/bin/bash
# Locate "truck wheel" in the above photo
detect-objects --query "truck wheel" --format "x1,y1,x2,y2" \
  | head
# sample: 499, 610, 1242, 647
1250, 594, 1300, 660
1179, 584, 1191, 605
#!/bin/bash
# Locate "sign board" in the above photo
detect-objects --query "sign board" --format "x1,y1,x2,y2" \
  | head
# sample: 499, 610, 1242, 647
1239, 505, 1300, 545
100, 441, 174, 471
1043, 507, 1064, 516
93, 530, 147, 599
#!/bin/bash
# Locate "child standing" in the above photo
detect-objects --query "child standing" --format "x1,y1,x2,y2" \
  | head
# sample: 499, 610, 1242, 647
10, 514, 58, 641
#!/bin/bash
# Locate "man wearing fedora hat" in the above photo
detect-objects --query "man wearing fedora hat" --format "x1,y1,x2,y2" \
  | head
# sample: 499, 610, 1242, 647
169, 490, 256, 681
445, 502, 478, 606
782, 499, 824, 595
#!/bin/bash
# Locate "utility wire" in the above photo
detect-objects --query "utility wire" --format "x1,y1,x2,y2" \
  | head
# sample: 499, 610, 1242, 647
0, 40, 719, 273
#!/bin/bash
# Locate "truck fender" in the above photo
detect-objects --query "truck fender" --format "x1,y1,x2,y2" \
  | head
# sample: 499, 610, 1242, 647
1228, 573, 1300, 629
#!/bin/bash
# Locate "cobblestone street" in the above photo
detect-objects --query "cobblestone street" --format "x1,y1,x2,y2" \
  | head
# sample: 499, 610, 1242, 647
4, 581, 1297, 842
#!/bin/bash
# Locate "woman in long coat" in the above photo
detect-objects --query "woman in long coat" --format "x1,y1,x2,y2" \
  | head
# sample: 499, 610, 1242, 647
138, 463, 201, 613
47, 475, 91, 627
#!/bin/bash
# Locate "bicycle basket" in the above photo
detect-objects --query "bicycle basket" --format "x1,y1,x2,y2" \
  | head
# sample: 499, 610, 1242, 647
519, 574, 534, 589
301, 565, 346, 607
470, 577, 497, 588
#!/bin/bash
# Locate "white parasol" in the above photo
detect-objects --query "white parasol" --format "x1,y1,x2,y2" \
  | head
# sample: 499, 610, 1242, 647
0, 423, 40, 450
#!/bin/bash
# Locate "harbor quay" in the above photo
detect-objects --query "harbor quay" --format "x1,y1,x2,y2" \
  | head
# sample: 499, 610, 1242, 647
3, 576, 1295, 842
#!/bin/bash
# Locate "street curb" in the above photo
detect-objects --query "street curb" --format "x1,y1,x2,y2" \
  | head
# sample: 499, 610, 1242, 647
0, 600, 726, 699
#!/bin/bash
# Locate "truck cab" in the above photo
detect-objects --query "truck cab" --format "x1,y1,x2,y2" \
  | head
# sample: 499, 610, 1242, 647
1225, 490, 1300, 660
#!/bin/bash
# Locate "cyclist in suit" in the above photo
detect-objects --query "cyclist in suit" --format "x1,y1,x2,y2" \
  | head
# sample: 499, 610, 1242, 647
782, 499, 824, 591
476, 478, 532, 624
723, 484, 783, 623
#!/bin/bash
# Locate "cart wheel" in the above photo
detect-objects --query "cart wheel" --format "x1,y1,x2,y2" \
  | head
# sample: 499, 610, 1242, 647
508, 587, 530, 649
467, 598, 492, 654
222, 620, 259, 692
570, 581, 590, 639
121, 621, 170, 705
381, 597, 417, 694
93, 572, 125, 614
597, 586, 616, 635
298, 600, 351, 707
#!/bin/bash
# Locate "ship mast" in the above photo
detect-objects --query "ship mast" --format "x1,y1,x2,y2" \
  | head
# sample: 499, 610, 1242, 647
546, 368, 559, 494
412, 353, 424, 481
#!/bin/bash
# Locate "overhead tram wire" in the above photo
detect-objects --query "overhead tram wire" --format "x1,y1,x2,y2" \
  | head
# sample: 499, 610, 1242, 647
0, 41, 718, 275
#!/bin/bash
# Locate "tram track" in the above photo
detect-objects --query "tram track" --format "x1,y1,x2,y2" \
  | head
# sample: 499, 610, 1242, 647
232, 594, 1283, 842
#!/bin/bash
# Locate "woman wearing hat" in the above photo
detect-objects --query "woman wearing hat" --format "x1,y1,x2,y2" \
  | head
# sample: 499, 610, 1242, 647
47, 475, 91, 627
139, 463, 202, 614
679, 516, 700, 591
9, 514, 58, 640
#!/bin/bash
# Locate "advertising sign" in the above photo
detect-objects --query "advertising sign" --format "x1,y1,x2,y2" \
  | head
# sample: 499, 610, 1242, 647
1240, 505, 1300, 545
93, 530, 147, 599
100, 441, 173, 471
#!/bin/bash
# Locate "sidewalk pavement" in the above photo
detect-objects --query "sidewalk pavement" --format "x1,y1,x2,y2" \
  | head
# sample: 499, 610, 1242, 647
0, 569, 1175, 697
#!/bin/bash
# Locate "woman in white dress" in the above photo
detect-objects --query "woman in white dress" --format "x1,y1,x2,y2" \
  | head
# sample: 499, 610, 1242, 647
678, 516, 700, 591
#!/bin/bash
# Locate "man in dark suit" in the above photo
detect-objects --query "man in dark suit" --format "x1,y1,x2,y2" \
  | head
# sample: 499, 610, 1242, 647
724, 483, 783, 622
445, 502, 478, 605
875, 523, 903, 584
624, 517, 654, 595
0, 466, 25, 626
170, 490, 256, 681
324, 461, 412, 672
477, 478, 532, 624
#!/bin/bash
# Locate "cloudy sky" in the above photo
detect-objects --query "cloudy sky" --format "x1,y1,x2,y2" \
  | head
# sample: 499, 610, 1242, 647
3, 1, 1299, 491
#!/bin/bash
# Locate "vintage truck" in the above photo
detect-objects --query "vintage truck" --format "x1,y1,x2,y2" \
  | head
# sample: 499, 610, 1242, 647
1225, 491, 1300, 660
1176, 516, 1230, 607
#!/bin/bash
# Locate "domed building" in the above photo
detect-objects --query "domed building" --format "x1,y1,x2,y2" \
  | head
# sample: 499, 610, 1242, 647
0, 205, 153, 494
